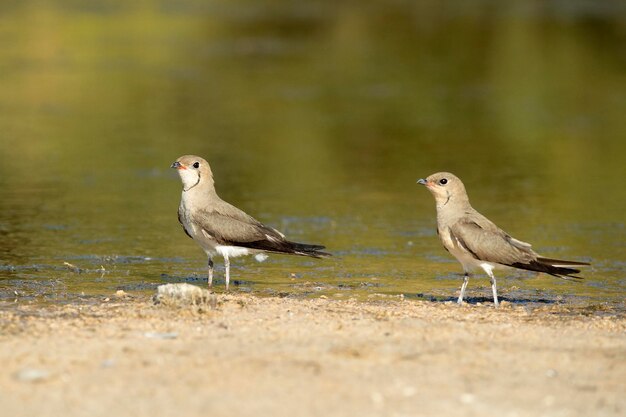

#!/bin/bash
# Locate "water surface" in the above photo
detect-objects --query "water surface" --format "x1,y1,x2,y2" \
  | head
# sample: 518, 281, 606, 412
0, 0, 625, 310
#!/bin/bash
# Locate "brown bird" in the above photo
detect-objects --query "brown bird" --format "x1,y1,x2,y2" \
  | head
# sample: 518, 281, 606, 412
171, 155, 330, 290
417, 172, 589, 307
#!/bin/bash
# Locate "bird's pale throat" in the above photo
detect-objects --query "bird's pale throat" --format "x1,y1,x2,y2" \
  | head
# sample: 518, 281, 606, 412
183, 172, 201, 192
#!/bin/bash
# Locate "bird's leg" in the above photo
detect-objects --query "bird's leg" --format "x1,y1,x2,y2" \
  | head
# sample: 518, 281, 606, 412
485, 268, 499, 307
207, 258, 214, 289
223, 254, 230, 291
458, 272, 470, 305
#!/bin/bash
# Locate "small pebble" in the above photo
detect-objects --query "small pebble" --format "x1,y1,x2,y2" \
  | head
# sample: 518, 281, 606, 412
101, 359, 116, 368
154, 283, 215, 308
14, 368, 50, 383
144, 332, 178, 340
460, 393, 475, 404
370, 392, 384, 406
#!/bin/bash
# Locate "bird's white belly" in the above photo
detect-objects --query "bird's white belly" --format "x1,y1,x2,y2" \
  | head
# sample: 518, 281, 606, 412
214, 246, 268, 262
215, 246, 251, 258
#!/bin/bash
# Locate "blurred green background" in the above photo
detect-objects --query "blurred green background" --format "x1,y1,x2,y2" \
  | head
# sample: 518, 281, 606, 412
0, 0, 624, 306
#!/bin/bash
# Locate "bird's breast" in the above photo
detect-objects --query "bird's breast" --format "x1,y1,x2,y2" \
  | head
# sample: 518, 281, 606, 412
178, 204, 218, 252
438, 226, 454, 249
439, 226, 482, 271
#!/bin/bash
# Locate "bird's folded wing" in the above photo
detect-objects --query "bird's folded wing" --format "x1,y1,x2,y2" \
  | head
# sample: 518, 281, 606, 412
192, 210, 282, 245
449, 220, 535, 266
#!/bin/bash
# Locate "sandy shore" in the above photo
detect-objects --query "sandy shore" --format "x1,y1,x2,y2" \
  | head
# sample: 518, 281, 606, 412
1, 292, 624, 417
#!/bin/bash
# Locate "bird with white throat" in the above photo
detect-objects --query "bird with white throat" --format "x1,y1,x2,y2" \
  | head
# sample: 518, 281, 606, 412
417, 172, 589, 307
171, 155, 330, 290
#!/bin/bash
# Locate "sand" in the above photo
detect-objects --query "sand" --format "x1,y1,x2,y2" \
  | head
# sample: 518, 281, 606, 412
0, 292, 624, 417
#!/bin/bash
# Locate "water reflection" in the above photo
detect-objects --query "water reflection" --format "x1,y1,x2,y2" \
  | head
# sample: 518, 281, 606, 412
0, 1, 624, 309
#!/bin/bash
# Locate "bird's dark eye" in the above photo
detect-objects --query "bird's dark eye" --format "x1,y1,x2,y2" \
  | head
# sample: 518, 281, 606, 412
439, 178, 448, 185
192, 162, 200, 169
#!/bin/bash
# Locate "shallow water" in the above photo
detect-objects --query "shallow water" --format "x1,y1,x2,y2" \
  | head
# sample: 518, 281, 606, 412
0, 0, 625, 310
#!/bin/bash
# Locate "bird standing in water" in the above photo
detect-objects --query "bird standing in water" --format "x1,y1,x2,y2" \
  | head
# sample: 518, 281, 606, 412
417, 172, 589, 307
172, 155, 330, 290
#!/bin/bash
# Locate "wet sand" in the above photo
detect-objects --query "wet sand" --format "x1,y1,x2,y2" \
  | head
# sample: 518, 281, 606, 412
1, 293, 624, 417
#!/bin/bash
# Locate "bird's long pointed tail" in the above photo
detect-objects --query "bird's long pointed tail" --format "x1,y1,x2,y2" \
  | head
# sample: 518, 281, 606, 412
290, 242, 332, 258
511, 257, 589, 280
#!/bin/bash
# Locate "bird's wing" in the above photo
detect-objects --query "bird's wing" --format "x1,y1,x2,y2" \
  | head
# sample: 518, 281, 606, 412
448, 220, 536, 266
192, 208, 282, 246
192, 207, 329, 257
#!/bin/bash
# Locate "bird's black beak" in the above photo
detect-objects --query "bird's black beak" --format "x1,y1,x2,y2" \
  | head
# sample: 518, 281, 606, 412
417, 178, 428, 185
171, 161, 182, 169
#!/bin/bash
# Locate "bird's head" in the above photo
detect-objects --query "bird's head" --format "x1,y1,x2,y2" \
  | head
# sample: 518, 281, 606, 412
171, 155, 214, 191
417, 172, 468, 207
